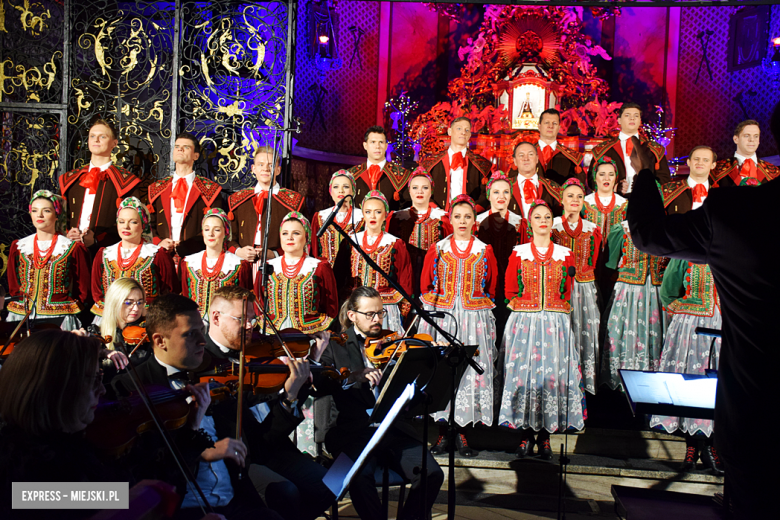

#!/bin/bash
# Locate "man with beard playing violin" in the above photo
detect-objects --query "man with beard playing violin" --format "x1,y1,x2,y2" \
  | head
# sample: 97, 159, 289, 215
311, 286, 444, 520
204, 285, 333, 520
112, 293, 282, 520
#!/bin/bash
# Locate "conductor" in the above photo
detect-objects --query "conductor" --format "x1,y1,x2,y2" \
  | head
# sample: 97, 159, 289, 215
626, 102, 780, 519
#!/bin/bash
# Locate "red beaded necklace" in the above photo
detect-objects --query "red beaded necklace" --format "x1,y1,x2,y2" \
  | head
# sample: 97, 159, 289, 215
334, 205, 352, 228
362, 231, 384, 254
531, 241, 554, 264
562, 216, 583, 238
117, 243, 143, 271
595, 192, 616, 214
450, 235, 474, 259
33, 236, 55, 269
201, 251, 226, 281
414, 205, 432, 224
281, 254, 305, 278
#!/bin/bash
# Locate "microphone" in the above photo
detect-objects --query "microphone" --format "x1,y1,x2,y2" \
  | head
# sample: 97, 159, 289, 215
4, 295, 23, 303
428, 311, 448, 319
317, 195, 353, 238
568, 266, 576, 278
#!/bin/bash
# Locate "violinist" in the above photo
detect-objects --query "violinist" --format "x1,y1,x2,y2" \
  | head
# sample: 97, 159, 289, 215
0, 330, 127, 520
311, 286, 444, 520
420, 195, 498, 456
99, 277, 148, 364
112, 293, 280, 520
6, 190, 91, 330
181, 208, 252, 323
91, 197, 178, 320
206, 287, 333, 520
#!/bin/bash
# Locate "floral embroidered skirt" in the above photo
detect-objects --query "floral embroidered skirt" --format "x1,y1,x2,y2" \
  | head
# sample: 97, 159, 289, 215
420, 301, 496, 427
6, 310, 81, 331
649, 309, 722, 437
601, 276, 667, 390
383, 303, 404, 335
498, 310, 585, 434
571, 280, 600, 395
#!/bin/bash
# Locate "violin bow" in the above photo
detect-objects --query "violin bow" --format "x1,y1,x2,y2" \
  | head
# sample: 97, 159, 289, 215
113, 341, 215, 515
381, 314, 420, 374
235, 294, 248, 479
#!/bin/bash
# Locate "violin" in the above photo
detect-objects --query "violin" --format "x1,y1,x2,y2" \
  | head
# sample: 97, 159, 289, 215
122, 324, 149, 357
364, 330, 433, 368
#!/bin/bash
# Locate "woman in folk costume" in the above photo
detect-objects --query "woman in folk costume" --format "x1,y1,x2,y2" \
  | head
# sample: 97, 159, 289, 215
649, 258, 723, 475
499, 200, 584, 460
6, 190, 90, 330
419, 195, 497, 457
258, 211, 339, 455
600, 206, 668, 391
311, 170, 363, 266
181, 208, 253, 323
581, 157, 627, 311
257, 211, 339, 334
333, 190, 413, 334
387, 168, 449, 296
91, 197, 177, 321
551, 178, 602, 395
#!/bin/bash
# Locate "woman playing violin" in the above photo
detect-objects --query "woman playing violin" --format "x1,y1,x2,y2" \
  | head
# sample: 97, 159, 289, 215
6, 190, 91, 330
257, 211, 338, 334
420, 195, 498, 457
181, 208, 252, 323
91, 197, 177, 321
0, 330, 126, 519
94, 277, 148, 369
311, 170, 363, 266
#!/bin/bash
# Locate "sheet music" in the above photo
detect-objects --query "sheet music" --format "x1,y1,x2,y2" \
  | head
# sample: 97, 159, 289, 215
665, 377, 717, 409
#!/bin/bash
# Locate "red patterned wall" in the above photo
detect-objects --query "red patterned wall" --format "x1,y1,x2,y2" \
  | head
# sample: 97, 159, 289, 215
675, 6, 780, 160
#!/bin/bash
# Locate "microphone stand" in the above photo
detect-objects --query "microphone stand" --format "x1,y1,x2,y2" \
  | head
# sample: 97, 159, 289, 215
257, 128, 280, 335
320, 214, 483, 520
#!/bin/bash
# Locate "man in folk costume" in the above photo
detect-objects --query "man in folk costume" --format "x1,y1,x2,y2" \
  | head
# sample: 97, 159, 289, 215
507, 141, 563, 227
148, 132, 223, 259
418, 117, 492, 211
661, 146, 717, 215
348, 125, 411, 211
536, 108, 586, 185
227, 146, 304, 261
710, 120, 779, 188
60, 118, 142, 253
589, 102, 672, 197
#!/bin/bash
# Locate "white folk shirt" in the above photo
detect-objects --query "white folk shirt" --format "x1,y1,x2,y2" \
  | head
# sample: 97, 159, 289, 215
78, 161, 112, 232
518, 173, 540, 218
619, 132, 638, 193
169, 171, 195, 242
538, 140, 557, 153
447, 147, 467, 198
687, 176, 709, 211
734, 152, 759, 169
253, 183, 280, 245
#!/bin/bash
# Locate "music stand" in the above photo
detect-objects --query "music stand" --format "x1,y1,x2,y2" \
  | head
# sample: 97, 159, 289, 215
323, 383, 417, 501
619, 369, 718, 420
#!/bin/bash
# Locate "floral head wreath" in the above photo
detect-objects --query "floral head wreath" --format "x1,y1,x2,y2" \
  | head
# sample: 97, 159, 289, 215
486, 171, 512, 193
561, 177, 586, 193
448, 194, 477, 220
117, 196, 153, 243
29, 190, 68, 234
202, 207, 232, 244
329, 170, 357, 200
409, 166, 434, 188
281, 211, 312, 245
361, 190, 389, 213
526, 199, 552, 238
590, 156, 618, 189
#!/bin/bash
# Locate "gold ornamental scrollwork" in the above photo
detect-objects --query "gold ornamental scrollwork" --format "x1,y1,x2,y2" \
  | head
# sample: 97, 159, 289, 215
0, 51, 61, 102
13, 0, 52, 36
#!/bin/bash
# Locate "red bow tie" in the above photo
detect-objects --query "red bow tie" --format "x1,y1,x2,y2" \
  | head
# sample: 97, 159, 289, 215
451, 152, 465, 171
540, 146, 554, 169
740, 158, 757, 180
691, 183, 707, 203
79, 167, 108, 194
253, 191, 269, 216
522, 179, 537, 204
172, 177, 189, 213
366, 164, 382, 190
624, 137, 634, 159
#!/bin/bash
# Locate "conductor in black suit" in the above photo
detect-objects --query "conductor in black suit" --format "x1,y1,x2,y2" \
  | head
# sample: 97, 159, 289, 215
626, 102, 780, 519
